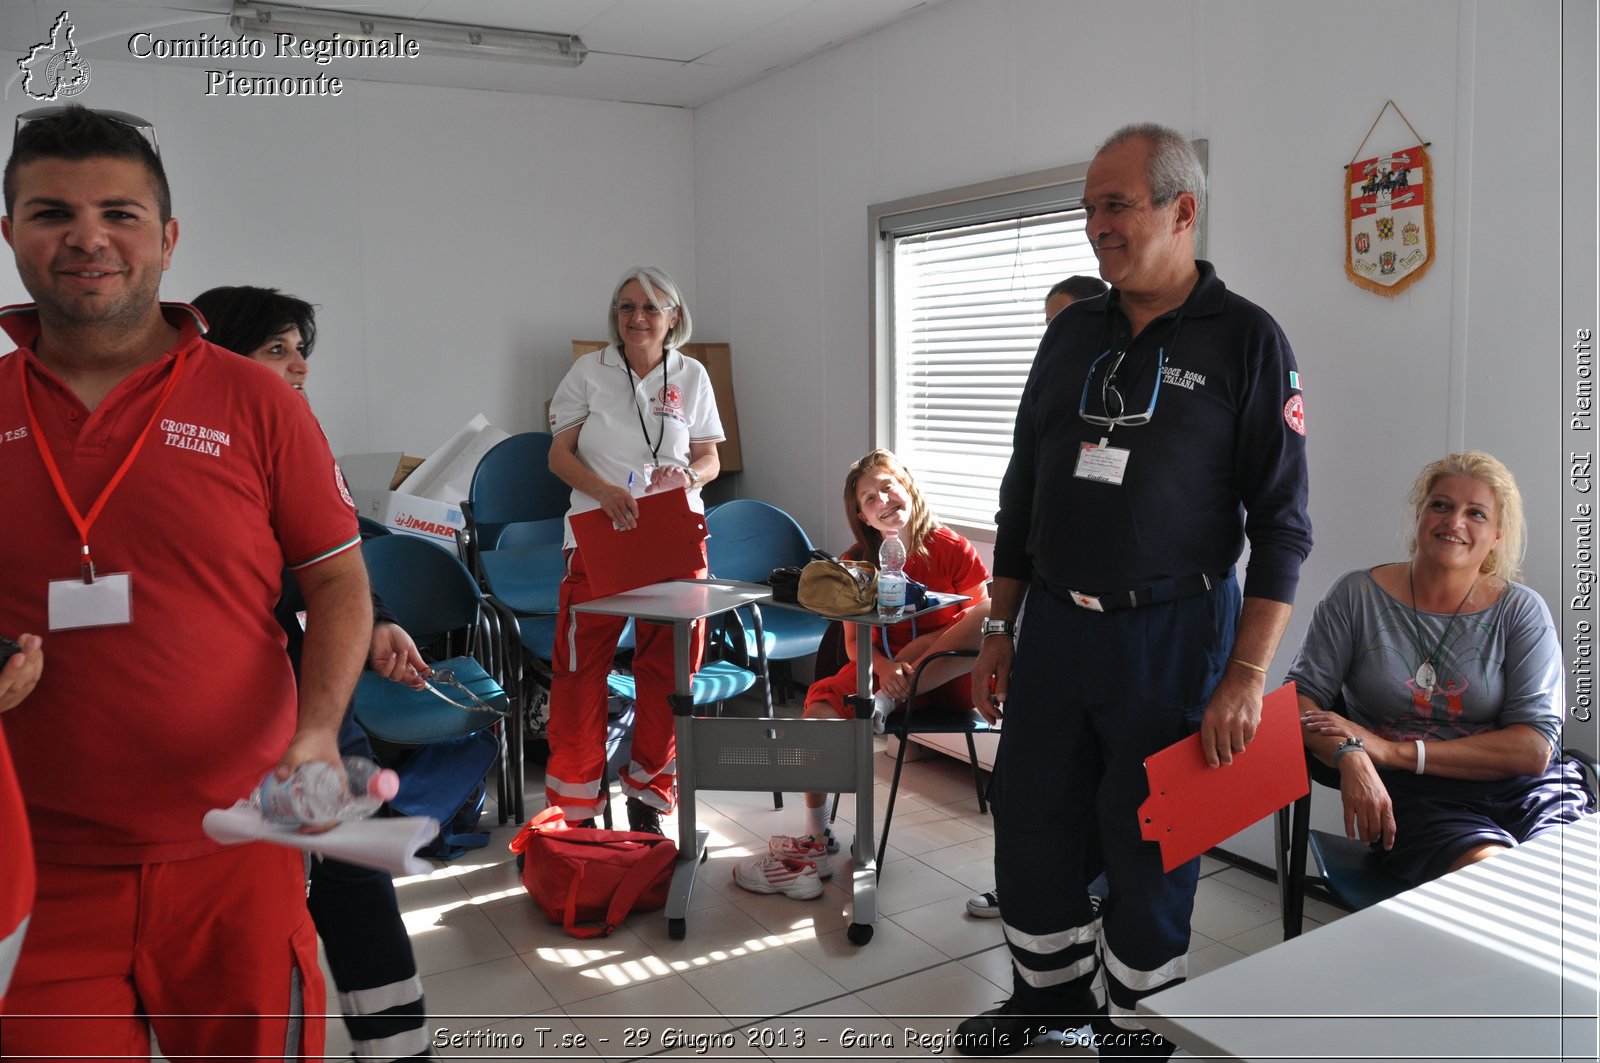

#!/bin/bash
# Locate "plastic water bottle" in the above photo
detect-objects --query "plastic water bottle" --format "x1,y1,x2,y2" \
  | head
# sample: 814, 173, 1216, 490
254, 757, 400, 826
878, 530, 908, 620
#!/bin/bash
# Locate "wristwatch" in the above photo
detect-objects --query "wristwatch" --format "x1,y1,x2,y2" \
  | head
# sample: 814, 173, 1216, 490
685, 465, 701, 487
1332, 736, 1366, 764
979, 618, 1015, 638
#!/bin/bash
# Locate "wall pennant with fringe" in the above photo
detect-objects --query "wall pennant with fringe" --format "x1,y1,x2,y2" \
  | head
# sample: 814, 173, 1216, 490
1345, 101, 1433, 297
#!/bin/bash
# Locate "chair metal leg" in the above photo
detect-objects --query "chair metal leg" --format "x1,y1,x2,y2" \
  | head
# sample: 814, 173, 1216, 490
964, 734, 987, 814
1284, 790, 1311, 938
746, 605, 783, 813
875, 733, 913, 877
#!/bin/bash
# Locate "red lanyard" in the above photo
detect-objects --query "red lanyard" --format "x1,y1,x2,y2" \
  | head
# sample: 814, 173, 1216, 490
18, 346, 189, 583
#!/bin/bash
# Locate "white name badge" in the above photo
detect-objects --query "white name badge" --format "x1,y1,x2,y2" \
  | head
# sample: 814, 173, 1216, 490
48, 573, 133, 630
1074, 441, 1131, 485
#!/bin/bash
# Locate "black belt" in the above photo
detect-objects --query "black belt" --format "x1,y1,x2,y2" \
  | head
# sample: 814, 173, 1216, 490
1045, 571, 1223, 613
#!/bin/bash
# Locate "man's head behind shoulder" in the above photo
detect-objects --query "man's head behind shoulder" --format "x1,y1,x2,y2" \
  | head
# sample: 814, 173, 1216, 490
1045, 275, 1109, 323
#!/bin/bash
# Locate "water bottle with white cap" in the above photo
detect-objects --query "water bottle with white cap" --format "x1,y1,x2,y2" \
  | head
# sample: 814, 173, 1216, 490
877, 529, 908, 620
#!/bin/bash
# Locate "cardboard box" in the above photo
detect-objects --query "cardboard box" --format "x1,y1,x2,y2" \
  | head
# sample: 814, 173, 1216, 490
339, 450, 466, 547
338, 415, 511, 546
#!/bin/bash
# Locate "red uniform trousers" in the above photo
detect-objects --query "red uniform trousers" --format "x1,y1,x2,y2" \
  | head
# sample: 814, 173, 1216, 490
0, 844, 324, 1062
545, 544, 706, 818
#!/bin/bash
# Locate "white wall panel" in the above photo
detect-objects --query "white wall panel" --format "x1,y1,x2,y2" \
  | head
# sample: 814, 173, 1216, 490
0, 59, 694, 461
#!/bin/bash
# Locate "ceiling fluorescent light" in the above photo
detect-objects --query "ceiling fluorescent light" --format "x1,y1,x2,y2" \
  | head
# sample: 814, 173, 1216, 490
229, 1, 587, 67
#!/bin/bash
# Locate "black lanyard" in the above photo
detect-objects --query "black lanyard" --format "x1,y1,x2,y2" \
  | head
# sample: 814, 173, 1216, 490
619, 351, 668, 462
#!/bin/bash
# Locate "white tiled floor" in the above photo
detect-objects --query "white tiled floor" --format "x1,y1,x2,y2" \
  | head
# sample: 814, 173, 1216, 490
321, 734, 1344, 1061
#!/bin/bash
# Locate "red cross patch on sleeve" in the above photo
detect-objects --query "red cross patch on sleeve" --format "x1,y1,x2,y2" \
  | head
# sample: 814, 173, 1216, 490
1283, 393, 1307, 436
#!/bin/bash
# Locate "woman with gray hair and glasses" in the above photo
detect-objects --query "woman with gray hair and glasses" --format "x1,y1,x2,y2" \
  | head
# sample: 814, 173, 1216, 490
545, 266, 724, 836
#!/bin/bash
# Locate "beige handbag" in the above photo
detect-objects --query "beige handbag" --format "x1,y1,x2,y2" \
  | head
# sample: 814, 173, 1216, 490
797, 552, 877, 617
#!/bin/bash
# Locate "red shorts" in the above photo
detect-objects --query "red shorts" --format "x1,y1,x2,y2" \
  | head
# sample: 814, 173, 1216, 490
0, 844, 324, 1062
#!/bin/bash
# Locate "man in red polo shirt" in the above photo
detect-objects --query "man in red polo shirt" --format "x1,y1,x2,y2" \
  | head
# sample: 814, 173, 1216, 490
0, 106, 372, 1060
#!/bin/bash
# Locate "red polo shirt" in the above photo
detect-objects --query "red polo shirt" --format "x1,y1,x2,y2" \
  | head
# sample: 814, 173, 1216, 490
0, 304, 360, 864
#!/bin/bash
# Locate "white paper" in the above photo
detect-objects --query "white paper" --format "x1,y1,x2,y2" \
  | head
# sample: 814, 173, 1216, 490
203, 803, 440, 877
402, 414, 511, 505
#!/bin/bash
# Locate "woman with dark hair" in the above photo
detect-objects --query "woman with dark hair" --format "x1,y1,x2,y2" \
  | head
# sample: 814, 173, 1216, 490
190, 285, 316, 384
191, 285, 433, 1062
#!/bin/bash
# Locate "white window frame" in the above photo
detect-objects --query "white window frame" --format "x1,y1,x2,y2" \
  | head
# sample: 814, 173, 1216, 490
869, 146, 1207, 542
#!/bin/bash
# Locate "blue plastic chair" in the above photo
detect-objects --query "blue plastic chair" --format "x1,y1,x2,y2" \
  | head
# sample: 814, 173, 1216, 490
457, 432, 568, 582
355, 534, 520, 822
459, 435, 577, 787
705, 499, 831, 701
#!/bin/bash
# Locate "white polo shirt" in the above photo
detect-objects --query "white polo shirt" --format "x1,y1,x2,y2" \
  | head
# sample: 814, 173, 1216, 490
549, 344, 725, 546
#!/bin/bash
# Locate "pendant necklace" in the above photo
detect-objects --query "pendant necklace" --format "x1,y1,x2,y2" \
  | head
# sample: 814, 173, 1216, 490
1408, 563, 1477, 696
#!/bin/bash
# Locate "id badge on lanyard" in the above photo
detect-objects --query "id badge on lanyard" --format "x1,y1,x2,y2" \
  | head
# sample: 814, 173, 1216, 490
18, 348, 188, 630
1075, 437, 1131, 485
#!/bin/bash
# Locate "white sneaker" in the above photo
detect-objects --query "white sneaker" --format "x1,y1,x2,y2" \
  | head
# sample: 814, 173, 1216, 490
966, 888, 1001, 918
733, 855, 824, 900
871, 692, 895, 734
767, 834, 833, 877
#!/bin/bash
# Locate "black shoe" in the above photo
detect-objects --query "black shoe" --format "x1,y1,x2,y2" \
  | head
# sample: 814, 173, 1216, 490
953, 997, 1088, 1057
625, 797, 664, 836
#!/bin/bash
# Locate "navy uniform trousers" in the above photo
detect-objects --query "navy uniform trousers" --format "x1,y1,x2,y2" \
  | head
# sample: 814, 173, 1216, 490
990, 573, 1239, 1055
305, 710, 432, 1060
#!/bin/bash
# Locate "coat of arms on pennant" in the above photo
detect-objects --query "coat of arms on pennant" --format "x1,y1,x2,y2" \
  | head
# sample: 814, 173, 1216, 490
1347, 143, 1432, 296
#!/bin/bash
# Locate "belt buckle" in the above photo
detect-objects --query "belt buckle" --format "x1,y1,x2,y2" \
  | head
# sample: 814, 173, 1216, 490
1069, 590, 1104, 613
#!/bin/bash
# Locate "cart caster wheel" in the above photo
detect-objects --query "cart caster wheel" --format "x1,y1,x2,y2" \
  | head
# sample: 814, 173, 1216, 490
515, 853, 524, 873
668, 918, 686, 940
847, 922, 873, 946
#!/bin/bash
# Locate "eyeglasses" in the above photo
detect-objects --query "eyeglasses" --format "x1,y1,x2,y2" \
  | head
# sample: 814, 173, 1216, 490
14, 107, 160, 156
614, 301, 675, 318
1079, 346, 1166, 428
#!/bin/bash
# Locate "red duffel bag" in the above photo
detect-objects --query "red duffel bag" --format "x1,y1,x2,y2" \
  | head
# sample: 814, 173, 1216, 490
509, 806, 677, 938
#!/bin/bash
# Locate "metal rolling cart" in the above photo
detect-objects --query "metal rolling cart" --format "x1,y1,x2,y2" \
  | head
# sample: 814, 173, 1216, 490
573, 580, 962, 945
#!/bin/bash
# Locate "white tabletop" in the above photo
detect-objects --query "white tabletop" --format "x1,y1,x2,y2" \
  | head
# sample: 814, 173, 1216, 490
570, 578, 771, 624
1139, 814, 1600, 1062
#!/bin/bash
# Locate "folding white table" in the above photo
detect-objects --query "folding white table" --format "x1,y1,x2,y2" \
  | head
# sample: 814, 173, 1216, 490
1138, 814, 1600, 1062
573, 581, 963, 944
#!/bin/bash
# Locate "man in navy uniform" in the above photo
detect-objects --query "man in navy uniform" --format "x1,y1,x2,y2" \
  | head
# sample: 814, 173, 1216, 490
961, 122, 1312, 1058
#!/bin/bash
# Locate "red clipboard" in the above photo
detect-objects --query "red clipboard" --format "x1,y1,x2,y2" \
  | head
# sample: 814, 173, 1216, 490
569, 488, 708, 598
1138, 682, 1309, 872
